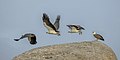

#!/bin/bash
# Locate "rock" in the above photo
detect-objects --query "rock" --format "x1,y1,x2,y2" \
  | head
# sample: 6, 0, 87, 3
13, 41, 117, 60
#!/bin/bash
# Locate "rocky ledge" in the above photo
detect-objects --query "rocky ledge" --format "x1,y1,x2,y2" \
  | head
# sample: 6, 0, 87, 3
13, 41, 117, 60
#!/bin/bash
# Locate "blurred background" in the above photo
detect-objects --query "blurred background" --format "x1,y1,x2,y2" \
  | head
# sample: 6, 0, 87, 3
0, 0, 120, 60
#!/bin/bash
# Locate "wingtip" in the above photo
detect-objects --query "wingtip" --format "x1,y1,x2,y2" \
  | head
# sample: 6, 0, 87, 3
43, 13, 48, 17
100, 38, 104, 41
66, 25, 70, 26
57, 15, 60, 17
14, 39, 19, 41
80, 26, 85, 30
43, 13, 47, 15
56, 15, 60, 20
82, 28, 85, 30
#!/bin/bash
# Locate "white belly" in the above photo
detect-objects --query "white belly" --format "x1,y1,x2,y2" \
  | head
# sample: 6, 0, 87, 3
43, 22, 57, 34
49, 30, 57, 34
71, 29, 80, 33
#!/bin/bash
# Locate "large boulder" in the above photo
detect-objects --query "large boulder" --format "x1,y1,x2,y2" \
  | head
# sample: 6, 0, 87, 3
13, 41, 117, 60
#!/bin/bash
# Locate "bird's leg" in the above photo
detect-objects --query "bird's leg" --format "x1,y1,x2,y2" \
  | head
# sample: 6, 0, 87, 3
57, 34, 60, 36
46, 32, 49, 34
79, 31, 82, 35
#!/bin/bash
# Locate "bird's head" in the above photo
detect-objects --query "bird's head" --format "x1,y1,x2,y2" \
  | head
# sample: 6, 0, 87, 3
92, 32, 97, 34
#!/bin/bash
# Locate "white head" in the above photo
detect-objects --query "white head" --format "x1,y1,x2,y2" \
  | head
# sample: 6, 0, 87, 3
92, 32, 97, 34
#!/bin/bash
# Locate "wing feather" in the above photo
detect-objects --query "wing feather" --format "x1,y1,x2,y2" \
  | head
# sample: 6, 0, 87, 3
94, 34, 104, 40
42, 13, 57, 32
54, 15, 60, 30
67, 25, 78, 30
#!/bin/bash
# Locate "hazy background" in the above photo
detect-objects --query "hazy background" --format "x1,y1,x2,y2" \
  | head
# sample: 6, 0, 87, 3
0, 0, 120, 60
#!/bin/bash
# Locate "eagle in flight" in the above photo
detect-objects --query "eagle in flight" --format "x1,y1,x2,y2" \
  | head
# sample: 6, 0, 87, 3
67, 24, 85, 35
14, 33, 37, 45
42, 13, 60, 36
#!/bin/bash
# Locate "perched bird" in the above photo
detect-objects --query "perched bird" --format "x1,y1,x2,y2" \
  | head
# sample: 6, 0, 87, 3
67, 24, 85, 35
93, 32, 104, 41
14, 33, 37, 45
42, 13, 60, 36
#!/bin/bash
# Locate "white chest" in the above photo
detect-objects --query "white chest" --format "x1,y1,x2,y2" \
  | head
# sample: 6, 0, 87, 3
71, 29, 80, 33
43, 22, 57, 34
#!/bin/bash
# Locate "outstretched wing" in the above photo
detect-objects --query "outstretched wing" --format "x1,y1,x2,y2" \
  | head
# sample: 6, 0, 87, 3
80, 26, 85, 30
66, 25, 78, 30
76, 25, 85, 30
54, 15, 60, 30
14, 35, 27, 41
42, 13, 57, 32
14, 33, 33, 41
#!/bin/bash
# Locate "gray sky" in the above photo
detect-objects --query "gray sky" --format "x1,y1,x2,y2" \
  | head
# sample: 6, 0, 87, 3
0, 0, 120, 60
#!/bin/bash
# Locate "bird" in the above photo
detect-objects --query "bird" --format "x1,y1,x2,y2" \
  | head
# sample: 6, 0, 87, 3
92, 32, 104, 41
66, 24, 85, 35
42, 13, 60, 36
14, 33, 37, 45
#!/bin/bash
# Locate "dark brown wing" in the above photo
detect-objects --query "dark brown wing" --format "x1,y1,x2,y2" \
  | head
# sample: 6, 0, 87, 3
42, 13, 57, 32
94, 34, 104, 41
54, 15, 60, 30
28, 35, 37, 45
73, 25, 79, 30
79, 26, 85, 30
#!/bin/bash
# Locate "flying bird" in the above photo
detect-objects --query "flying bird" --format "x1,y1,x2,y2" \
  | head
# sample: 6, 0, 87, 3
14, 33, 37, 45
42, 13, 60, 36
92, 32, 104, 41
67, 24, 85, 35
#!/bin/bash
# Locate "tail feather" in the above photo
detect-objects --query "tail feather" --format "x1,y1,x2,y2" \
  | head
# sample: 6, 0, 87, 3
30, 40, 37, 45
99, 37, 104, 41
100, 38, 104, 41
